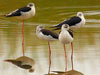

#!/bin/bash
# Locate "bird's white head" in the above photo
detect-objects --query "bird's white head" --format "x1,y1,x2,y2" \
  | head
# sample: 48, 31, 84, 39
27, 3, 35, 7
77, 12, 84, 17
61, 24, 69, 31
36, 25, 44, 32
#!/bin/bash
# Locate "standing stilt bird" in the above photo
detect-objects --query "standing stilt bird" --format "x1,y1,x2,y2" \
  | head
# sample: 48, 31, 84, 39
59, 24, 73, 73
5, 3, 36, 56
52, 12, 85, 71
52, 12, 85, 31
5, 3, 35, 19
5, 56, 35, 72
36, 25, 58, 74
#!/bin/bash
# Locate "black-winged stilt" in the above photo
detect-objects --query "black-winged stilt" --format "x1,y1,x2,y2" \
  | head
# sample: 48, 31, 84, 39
5, 56, 35, 72
59, 24, 73, 73
5, 3, 35, 19
52, 12, 85, 31
5, 3, 36, 56
36, 25, 58, 74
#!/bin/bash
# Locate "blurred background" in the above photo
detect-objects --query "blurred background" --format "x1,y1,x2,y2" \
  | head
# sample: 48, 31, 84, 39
0, 0, 100, 75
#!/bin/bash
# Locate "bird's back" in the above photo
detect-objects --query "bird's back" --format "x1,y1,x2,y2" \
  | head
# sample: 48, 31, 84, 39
6, 6, 35, 19
36, 29, 58, 41
55, 16, 81, 28
41, 29, 58, 39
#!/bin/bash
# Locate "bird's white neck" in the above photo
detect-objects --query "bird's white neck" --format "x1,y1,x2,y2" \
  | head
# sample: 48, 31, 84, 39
32, 6, 35, 13
61, 28, 68, 32
32, 6, 35, 10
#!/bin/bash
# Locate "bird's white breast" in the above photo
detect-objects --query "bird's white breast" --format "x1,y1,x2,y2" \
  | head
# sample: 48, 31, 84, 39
59, 30, 73, 44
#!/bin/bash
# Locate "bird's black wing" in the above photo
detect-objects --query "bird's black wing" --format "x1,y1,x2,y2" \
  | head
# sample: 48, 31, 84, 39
6, 7, 31, 17
41, 29, 58, 39
68, 30, 73, 37
53, 16, 81, 28
18, 7, 31, 12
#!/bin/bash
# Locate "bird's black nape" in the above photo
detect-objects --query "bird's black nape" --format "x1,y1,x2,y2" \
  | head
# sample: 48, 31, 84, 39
68, 30, 74, 37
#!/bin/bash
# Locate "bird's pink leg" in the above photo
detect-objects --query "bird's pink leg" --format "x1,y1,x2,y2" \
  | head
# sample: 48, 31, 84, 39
48, 41, 51, 74
71, 42, 74, 70
22, 19, 24, 56
64, 44, 67, 74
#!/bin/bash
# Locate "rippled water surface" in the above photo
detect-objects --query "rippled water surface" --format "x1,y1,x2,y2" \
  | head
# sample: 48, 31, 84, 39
0, 0, 100, 75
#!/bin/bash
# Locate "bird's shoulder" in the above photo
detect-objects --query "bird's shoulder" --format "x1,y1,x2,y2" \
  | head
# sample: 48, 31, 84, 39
17, 7, 31, 12
41, 29, 55, 35
69, 16, 81, 21
61, 16, 81, 26
40, 29, 58, 38
57, 16, 82, 26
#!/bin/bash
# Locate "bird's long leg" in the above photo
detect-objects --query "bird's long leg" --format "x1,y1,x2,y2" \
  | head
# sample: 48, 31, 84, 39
64, 44, 67, 74
48, 41, 51, 74
22, 19, 24, 56
71, 42, 74, 70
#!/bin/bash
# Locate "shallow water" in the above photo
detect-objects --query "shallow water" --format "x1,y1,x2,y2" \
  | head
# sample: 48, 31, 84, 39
0, 0, 100, 75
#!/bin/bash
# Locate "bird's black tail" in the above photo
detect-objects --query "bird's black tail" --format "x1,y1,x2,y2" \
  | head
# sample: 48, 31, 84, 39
50, 24, 62, 30
52, 27, 61, 30
50, 22, 65, 30
5, 14, 13, 17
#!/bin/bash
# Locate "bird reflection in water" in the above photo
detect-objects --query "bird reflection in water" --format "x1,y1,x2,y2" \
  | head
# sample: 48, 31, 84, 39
45, 70, 84, 75
4, 56, 35, 72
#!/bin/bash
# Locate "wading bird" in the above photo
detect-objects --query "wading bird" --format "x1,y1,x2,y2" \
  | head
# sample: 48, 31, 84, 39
36, 25, 58, 74
52, 12, 85, 31
59, 24, 73, 73
5, 3, 36, 56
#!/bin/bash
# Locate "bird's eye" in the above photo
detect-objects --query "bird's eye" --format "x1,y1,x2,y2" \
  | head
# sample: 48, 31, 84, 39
79, 13, 82, 16
29, 4, 33, 6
